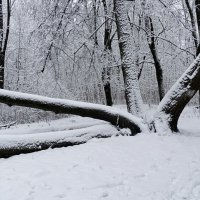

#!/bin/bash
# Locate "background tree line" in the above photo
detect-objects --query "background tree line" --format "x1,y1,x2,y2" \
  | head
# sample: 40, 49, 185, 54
0, 0, 199, 124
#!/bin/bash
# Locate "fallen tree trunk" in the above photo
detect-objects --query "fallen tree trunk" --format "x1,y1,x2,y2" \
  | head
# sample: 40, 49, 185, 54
0, 120, 16, 129
0, 124, 119, 158
0, 89, 147, 135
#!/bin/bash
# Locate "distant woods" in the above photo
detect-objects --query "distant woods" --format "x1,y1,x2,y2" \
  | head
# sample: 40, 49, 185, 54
0, 0, 199, 123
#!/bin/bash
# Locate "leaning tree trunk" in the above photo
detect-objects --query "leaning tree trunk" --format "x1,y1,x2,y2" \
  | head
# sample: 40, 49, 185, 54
153, 54, 200, 133
0, 89, 147, 134
0, 89, 148, 158
114, 0, 144, 118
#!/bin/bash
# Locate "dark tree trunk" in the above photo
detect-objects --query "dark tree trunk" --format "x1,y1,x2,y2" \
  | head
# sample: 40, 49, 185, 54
102, 27, 113, 106
145, 16, 165, 101
102, 66, 113, 106
0, 52, 4, 89
195, 0, 200, 107
0, 0, 3, 89
185, 0, 200, 108
0, 0, 10, 89
185, 0, 198, 48
101, 0, 113, 106
93, 0, 98, 46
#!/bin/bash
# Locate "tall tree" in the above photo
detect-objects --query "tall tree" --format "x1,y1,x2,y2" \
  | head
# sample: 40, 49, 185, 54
0, 52, 199, 155
195, 0, 200, 55
101, 0, 114, 106
185, 0, 198, 50
184, 0, 200, 106
144, 16, 165, 101
114, 0, 144, 117
0, 0, 10, 89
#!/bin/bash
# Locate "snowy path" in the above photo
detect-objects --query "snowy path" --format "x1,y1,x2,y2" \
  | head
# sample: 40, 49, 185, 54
0, 115, 199, 199
0, 133, 200, 200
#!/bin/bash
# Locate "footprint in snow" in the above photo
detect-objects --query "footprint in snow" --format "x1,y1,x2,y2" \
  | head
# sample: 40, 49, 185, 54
100, 192, 109, 198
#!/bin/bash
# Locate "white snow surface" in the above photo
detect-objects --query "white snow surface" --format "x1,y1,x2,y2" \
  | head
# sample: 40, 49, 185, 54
0, 109, 200, 200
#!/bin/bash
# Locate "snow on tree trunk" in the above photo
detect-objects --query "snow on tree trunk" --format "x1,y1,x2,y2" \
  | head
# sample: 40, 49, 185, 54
153, 54, 200, 133
114, 0, 144, 118
0, 124, 119, 158
0, 89, 147, 135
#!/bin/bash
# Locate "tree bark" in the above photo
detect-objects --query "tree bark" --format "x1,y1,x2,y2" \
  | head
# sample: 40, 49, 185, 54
185, 0, 200, 110
195, 0, 200, 108
101, 0, 113, 106
0, 52, 4, 89
0, 0, 10, 89
0, 89, 147, 134
153, 54, 200, 133
145, 16, 165, 101
0, 0, 4, 89
0, 51, 199, 155
185, 0, 198, 49
102, 66, 113, 106
114, 0, 144, 117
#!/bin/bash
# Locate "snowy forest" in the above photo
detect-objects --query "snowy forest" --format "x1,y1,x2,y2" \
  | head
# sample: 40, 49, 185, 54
0, 0, 200, 199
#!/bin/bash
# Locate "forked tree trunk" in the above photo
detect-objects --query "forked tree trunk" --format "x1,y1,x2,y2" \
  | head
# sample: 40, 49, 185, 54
0, 52, 199, 156
114, 0, 144, 117
145, 16, 165, 101
153, 54, 200, 133
0, 0, 199, 158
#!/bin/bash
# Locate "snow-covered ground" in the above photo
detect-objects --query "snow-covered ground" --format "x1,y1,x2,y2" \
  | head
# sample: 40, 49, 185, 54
0, 107, 199, 200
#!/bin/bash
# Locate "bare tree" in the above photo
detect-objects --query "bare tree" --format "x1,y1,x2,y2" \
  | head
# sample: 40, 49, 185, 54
0, 49, 199, 155
185, 0, 198, 49
144, 16, 165, 101
196, 0, 200, 55
0, 0, 199, 158
114, 0, 144, 117
101, 0, 114, 106
0, 0, 10, 89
